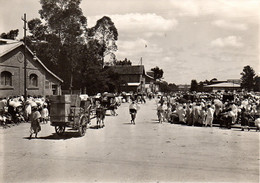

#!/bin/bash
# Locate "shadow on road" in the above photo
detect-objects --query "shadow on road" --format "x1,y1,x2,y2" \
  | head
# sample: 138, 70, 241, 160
89, 125, 105, 129
147, 121, 161, 124
122, 122, 134, 125
23, 132, 81, 140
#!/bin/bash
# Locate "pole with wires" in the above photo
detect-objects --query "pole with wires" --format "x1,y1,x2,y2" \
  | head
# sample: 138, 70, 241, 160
22, 13, 27, 101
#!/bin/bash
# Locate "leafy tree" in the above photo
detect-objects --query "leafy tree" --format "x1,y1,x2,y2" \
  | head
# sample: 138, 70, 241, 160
27, 18, 48, 41
190, 79, 198, 92
0, 29, 19, 40
168, 83, 178, 91
28, 0, 87, 91
39, 0, 87, 44
151, 66, 164, 80
155, 81, 177, 93
240, 65, 255, 91
25, 0, 120, 94
114, 58, 132, 66
254, 76, 260, 91
88, 16, 118, 66
197, 81, 205, 92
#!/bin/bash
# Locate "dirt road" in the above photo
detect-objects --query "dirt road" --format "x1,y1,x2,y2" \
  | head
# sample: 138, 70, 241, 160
0, 99, 259, 182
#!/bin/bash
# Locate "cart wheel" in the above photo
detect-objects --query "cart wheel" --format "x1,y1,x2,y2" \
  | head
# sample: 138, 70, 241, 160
55, 126, 65, 136
78, 117, 87, 137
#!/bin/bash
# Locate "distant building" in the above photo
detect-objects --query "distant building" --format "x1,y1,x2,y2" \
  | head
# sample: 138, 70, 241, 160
204, 82, 241, 92
177, 84, 191, 92
106, 65, 146, 92
144, 70, 159, 93
0, 39, 63, 98
226, 79, 241, 85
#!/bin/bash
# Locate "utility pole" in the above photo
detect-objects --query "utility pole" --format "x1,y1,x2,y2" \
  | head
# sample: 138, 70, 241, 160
22, 13, 27, 101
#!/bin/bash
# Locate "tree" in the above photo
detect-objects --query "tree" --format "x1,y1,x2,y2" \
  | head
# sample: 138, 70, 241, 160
88, 16, 118, 66
254, 76, 260, 91
190, 80, 198, 92
0, 29, 19, 40
240, 65, 255, 91
26, 0, 120, 94
39, 0, 87, 44
168, 83, 178, 91
28, 18, 47, 41
151, 66, 164, 80
33, 0, 87, 91
114, 58, 132, 66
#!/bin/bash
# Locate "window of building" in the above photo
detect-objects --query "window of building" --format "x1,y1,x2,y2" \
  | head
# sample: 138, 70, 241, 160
45, 80, 49, 89
1, 71, 12, 86
29, 74, 38, 87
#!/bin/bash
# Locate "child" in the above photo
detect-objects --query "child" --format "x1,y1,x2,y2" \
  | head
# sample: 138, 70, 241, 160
41, 103, 49, 124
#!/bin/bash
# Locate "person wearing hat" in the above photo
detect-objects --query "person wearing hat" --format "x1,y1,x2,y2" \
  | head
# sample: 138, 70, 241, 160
29, 106, 41, 139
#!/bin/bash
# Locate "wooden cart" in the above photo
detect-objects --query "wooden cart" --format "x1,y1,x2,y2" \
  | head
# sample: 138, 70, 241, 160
49, 95, 91, 136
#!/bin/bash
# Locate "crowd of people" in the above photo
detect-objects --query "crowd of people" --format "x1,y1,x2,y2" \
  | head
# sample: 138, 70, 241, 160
0, 95, 50, 127
156, 91, 260, 131
1, 91, 259, 137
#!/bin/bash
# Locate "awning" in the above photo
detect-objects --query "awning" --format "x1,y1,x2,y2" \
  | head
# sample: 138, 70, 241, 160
126, 82, 141, 86
205, 82, 240, 88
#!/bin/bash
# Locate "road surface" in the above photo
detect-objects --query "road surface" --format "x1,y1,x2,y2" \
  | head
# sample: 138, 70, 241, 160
0, 99, 259, 182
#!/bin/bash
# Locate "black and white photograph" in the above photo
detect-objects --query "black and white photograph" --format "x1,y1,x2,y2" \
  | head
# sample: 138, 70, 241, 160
0, 0, 259, 182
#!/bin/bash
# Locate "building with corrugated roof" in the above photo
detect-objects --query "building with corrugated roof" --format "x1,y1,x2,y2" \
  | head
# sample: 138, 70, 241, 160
204, 82, 241, 92
0, 39, 63, 98
106, 65, 146, 92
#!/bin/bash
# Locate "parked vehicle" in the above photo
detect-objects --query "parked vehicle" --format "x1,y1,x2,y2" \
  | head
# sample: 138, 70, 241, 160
49, 95, 91, 136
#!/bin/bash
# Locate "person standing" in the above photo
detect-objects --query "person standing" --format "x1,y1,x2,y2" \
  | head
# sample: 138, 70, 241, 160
193, 103, 201, 126
40, 103, 49, 124
205, 105, 214, 127
186, 104, 193, 126
157, 102, 164, 123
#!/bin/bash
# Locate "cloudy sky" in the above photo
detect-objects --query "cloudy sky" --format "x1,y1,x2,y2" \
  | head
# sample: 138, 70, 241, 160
0, 0, 259, 84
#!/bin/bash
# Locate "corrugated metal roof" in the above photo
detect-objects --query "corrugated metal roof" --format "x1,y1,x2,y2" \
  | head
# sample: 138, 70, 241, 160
127, 82, 140, 86
0, 39, 63, 83
0, 39, 23, 57
205, 82, 240, 88
108, 65, 145, 75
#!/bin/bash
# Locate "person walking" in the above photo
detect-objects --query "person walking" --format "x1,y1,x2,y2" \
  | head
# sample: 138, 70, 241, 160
129, 101, 139, 124
29, 105, 41, 139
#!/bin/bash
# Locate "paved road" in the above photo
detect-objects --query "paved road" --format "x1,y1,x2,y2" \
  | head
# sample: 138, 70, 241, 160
0, 99, 259, 182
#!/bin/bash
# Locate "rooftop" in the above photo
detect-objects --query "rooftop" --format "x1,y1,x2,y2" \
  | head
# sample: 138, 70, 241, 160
107, 65, 145, 75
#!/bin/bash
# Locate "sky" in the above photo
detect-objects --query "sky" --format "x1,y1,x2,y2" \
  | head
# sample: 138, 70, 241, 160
0, 0, 259, 84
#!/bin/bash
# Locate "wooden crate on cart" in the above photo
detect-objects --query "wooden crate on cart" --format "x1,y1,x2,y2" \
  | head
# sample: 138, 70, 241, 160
49, 95, 88, 136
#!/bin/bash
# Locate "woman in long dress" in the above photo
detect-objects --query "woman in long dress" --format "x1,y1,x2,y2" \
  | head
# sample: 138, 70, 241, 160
29, 106, 41, 139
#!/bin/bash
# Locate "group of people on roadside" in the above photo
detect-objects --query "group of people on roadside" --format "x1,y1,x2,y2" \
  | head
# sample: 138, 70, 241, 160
0, 95, 50, 138
156, 91, 260, 131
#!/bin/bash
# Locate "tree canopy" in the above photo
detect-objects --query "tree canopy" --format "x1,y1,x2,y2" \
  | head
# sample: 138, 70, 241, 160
88, 16, 118, 66
0, 29, 19, 40
114, 58, 132, 66
151, 66, 164, 80
24, 0, 123, 94
240, 65, 256, 91
190, 80, 198, 92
